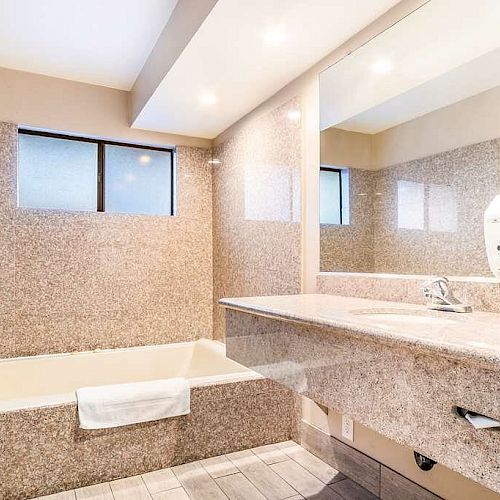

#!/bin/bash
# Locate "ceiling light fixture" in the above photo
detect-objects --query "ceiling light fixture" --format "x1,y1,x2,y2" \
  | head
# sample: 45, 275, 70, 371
371, 58, 394, 75
264, 29, 286, 45
199, 93, 217, 105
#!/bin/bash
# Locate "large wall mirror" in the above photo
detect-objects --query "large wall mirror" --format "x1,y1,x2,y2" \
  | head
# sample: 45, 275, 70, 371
319, 0, 500, 278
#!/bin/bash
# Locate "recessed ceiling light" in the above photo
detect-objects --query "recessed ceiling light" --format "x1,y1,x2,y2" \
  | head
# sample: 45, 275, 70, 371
371, 59, 394, 75
264, 29, 286, 45
199, 93, 217, 105
287, 109, 301, 121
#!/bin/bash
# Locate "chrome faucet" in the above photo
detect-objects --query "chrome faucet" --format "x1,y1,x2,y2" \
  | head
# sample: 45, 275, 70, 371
421, 276, 472, 313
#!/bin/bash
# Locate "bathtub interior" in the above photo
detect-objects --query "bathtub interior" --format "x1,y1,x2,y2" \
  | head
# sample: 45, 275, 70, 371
0, 339, 259, 411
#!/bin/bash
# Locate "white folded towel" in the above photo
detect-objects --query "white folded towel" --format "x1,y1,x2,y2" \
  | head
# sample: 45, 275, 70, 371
76, 378, 190, 430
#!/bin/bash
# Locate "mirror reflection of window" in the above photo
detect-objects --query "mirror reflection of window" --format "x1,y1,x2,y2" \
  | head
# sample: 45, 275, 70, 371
320, 167, 349, 225
397, 180, 425, 230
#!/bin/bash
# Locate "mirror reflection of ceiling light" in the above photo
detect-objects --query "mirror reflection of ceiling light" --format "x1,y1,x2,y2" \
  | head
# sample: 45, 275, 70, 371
264, 29, 286, 45
371, 59, 394, 75
199, 93, 217, 105
208, 159, 221, 165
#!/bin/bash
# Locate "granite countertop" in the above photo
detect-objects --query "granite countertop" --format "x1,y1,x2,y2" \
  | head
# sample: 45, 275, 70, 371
220, 294, 500, 368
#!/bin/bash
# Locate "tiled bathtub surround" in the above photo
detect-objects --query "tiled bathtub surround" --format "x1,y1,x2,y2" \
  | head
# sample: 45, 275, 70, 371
320, 139, 500, 277
212, 98, 302, 340
0, 123, 213, 357
0, 378, 298, 499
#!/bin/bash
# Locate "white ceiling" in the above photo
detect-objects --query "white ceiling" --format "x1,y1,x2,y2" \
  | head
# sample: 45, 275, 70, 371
320, 0, 500, 133
0, 0, 178, 90
132, 0, 400, 139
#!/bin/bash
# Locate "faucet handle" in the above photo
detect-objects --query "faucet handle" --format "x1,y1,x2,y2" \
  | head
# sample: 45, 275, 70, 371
422, 276, 449, 299
421, 276, 472, 312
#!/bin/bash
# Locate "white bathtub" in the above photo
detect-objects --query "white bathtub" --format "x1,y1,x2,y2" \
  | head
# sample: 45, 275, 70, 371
1, 338, 298, 499
0, 339, 260, 412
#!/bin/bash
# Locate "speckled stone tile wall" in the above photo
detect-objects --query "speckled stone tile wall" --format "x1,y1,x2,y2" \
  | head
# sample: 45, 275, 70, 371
320, 139, 500, 277
0, 123, 214, 357
372, 139, 500, 276
212, 99, 302, 340
0, 378, 298, 499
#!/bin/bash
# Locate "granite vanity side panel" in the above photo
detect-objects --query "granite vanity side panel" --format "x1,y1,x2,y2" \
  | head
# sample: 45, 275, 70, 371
212, 98, 302, 341
224, 310, 500, 493
0, 123, 214, 357
320, 168, 376, 273
0, 378, 297, 499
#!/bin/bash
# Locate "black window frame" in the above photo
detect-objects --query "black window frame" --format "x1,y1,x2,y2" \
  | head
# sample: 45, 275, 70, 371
320, 166, 343, 225
18, 129, 175, 216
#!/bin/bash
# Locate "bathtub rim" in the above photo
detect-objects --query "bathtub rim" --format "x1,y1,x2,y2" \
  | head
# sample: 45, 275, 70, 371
0, 339, 262, 412
0, 338, 224, 364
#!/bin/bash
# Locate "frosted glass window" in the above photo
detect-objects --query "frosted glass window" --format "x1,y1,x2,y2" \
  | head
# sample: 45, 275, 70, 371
397, 180, 424, 230
320, 168, 342, 224
18, 134, 98, 211
105, 145, 172, 216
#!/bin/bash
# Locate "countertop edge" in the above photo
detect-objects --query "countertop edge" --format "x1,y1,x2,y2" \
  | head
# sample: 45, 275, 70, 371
219, 298, 500, 371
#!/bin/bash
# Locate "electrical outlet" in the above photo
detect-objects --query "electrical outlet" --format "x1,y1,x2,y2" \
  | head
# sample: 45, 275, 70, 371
341, 414, 354, 441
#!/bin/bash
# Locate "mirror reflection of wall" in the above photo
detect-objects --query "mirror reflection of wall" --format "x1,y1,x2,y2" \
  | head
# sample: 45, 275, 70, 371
319, 0, 500, 278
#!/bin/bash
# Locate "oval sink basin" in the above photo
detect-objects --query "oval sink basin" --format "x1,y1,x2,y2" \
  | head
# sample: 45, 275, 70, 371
350, 308, 458, 327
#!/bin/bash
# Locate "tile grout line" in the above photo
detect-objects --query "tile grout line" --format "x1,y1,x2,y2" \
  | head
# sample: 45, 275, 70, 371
139, 474, 153, 499
228, 451, 302, 499
278, 443, 348, 488
171, 462, 230, 500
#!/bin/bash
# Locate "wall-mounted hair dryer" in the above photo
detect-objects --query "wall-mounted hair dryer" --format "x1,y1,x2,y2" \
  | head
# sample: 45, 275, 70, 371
484, 195, 500, 278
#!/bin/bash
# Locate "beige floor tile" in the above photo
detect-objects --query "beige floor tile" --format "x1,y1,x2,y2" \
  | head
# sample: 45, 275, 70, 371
34, 443, 377, 500
271, 460, 343, 500
278, 441, 346, 484
172, 461, 227, 500
330, 478, 379, 500
227, 451, 297, 500
75, 482, 113, 499
251, 444, 289, 465
216, 472, 267, 500
226, 449, 262, 468
110, 476, 152, 500
38, 492, 76, 500
200, 455, 239, 478
152, 487, 190, 500
142, 468, 181, 494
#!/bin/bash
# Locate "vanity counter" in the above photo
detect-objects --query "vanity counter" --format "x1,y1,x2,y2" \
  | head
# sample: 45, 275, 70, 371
220, 294, 500, 493
220, 293, 500, 369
